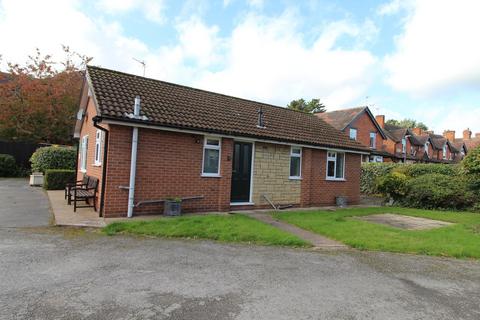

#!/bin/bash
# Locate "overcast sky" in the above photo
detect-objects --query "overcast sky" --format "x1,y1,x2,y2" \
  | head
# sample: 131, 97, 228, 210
1, 0, 479, 137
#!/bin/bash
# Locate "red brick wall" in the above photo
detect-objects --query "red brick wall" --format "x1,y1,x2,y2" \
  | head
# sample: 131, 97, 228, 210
101, 125, 362, 217
346, 111, 384, 150
76, 97, 106, 211
301, 149, 361, 206
103, 126, 233, 217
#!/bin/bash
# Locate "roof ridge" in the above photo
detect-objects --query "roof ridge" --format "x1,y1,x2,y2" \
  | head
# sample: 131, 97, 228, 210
86, 65, 316, 117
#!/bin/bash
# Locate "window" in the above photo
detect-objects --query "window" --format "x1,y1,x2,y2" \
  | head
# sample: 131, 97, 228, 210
349, 128, 357, 140
369, 132, 376, 149
402, 138, 406, 153
424, 141, 430, 151
443, 144, 447, 159
410, 145, 415, 155
289, 147, 302, 179
80, 135, 88, 172
202, 137, 221, 176
326, 151, 345, 180
94, 130, 103, 165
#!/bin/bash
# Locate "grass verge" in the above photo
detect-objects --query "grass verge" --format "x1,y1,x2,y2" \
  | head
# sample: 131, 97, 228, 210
274, 207, 480, 259
103, 213, 310, 247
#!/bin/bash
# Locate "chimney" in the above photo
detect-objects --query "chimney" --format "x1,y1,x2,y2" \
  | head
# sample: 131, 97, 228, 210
443, 130, 455, 141
375, 115, 385, 128
463, 128, 472, 140
412, 127, 423, 136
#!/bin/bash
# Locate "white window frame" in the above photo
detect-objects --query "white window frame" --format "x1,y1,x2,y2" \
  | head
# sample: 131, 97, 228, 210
326, 151, 345, 181
369, 132, 376, 149
349, 128, 357, 141
201, 136, 221, 177
80, 135, 88, 172
402, 138, 406, 153
289, 146, 302, 179
442, 144, 447, 159
94, 130, 102, 166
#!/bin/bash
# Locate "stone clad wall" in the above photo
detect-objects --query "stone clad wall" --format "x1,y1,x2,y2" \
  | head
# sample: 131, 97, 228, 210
252, 142, 301, 206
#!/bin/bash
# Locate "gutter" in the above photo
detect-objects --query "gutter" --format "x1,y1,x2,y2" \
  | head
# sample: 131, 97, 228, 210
92, 116, 109, 217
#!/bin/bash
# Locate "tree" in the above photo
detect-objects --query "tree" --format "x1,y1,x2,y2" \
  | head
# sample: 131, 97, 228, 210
385, 118, 428, 130
0, 46, 92, 144
287, 98, 326, 114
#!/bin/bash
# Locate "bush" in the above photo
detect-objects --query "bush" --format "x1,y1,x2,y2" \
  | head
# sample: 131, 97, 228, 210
376, 172, 409, 202
395, 163, 461, 177
361, 163, 397, 194
44, 169, 76, 190
463, 146, 480, 176
30, 146, 76, 173
404, 173, 475, 210
0, 154, 17, 177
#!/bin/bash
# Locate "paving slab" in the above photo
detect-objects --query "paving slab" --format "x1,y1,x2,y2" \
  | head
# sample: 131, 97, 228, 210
242, 212, 348, 250
356, 213, 453, 230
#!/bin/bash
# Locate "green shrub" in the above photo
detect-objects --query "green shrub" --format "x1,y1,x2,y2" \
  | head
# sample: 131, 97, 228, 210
30, 146, 76, 173
376, 172, 409, 201
463, 146, 480, 176
404, 173, 475, 210
44, 169, 76, 190
395, 163, 460, 177
0, 154, 17, 177
361, 162, 398, 194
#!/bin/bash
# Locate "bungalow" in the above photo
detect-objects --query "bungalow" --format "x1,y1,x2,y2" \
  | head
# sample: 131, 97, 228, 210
74, 66, 369, 217
316, 107, 389, 162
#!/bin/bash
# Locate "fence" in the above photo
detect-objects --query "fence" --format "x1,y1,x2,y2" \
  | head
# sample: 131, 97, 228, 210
0, 141, 47, 169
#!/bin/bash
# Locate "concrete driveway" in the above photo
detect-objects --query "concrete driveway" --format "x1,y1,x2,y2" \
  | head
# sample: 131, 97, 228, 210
0, 178, 51, 227
1, 228, 479, 320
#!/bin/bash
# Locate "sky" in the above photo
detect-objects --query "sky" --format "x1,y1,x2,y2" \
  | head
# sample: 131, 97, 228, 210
0, 0, 479, 137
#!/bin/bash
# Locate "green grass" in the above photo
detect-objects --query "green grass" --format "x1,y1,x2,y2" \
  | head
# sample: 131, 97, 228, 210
274, 207, 480, 259
103, 214, 310, 247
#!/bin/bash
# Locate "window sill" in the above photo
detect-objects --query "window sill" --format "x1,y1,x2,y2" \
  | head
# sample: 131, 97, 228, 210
80, 169, 87, 173
201, 174, 221, 178
289, 176, 302, 180
92, 163, 102, 167
326, 178, 346, 182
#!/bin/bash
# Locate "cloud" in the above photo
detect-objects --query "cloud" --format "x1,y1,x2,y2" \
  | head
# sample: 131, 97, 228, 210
377, 0, 413, 16
96, 0, 165, 23
383, 0, 480, 96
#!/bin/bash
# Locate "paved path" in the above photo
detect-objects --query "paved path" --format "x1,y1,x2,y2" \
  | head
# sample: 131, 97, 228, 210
0, 178, 51, 227
1, 228, 479, 319
243, 212, 348, 249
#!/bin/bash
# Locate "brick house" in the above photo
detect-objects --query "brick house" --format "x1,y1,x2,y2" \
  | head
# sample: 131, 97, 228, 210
316, 107, 389, 162
74, 66, 369, 217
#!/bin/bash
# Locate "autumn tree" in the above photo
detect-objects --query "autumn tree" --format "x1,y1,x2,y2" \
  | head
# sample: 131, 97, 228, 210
0, 46, 92, 144
287, 98, 326, 114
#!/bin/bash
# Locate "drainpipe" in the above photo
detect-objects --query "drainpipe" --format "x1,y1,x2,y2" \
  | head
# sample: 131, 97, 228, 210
127, 96, 141, 218
92, 116, 109, 217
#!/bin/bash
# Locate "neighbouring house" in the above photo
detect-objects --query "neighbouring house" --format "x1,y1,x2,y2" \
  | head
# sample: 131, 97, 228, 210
74, 66, 369, 217
450, 129, 480, 159
316, 107, 389, 162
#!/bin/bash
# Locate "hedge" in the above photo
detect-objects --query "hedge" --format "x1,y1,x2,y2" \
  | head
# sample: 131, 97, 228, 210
404, 173, 475, 210
361, 162, 461, 194
0, 154, 17, 177
30, 146, 76, 173
44, 169, 76, 190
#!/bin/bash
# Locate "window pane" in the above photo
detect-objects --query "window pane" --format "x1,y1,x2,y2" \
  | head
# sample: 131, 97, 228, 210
291, 147, 301, 155
290, 157, 301, 177
206, 139, 219, 146
336, 153, 344, 178
349, 129, 357, 140
327, 160, 335, 177
203, 149, 219, 174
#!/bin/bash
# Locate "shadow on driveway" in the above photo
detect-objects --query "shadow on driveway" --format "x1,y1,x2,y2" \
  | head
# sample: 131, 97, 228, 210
0, 178, 52, 227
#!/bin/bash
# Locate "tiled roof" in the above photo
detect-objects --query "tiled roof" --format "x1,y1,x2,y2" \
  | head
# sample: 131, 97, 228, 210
455, 137, 480, 151
315, 107, 365, 130
86, 66, 368, 152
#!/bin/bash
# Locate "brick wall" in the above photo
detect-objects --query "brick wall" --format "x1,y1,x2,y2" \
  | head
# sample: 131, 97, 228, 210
346, 111, 384, 150
102, 127, 233, 217
301, 149, 361, 206
252, 143, 301, 206
76, 97, 106, 211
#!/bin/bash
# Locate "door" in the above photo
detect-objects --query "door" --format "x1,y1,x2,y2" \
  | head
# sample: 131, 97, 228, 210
230, 141, 253, 203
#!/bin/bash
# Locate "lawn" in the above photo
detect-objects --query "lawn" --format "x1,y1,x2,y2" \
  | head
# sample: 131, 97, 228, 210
274, 207, 480, 259
103, 213, 310, 247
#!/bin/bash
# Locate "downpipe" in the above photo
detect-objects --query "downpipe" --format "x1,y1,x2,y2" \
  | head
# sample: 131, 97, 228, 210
127, 96, 141, 218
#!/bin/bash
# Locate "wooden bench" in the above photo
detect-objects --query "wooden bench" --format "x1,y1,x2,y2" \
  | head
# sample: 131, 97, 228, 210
72, 176, 99, 212
65, 175, 90, 205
